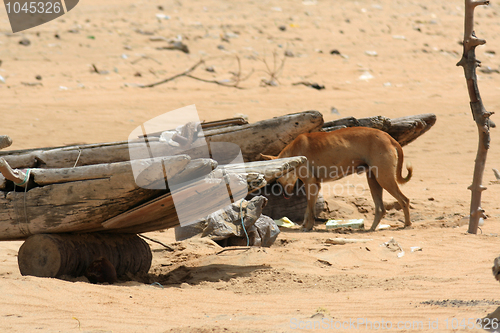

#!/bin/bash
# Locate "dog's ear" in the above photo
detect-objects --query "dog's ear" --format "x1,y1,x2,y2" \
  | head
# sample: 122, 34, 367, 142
260, 153, 277, 160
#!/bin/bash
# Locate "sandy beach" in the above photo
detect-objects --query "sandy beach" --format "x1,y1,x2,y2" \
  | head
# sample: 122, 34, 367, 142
1, 0, 500, 331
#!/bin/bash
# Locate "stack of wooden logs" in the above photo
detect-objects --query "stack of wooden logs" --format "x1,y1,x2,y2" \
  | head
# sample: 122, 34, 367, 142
0, 111, 436, 280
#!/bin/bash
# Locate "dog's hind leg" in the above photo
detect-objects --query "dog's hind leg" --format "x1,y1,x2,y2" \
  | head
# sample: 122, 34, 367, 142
377, 177, 411, 228
302, 181, 321, 231
367, 172, 386, 231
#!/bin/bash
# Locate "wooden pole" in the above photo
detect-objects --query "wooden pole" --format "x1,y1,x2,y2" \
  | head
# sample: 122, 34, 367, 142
456, 0, 494, 234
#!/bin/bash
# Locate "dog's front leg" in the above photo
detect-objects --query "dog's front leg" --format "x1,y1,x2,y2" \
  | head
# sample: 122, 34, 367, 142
302, 181, 321, 231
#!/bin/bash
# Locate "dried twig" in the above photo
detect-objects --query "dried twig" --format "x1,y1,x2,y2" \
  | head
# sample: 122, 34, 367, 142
141, 60, 205, 88
139, 234, 175, 251
456, 0, 494, 234
260, 50, 286, 86
141, 56, 251, 89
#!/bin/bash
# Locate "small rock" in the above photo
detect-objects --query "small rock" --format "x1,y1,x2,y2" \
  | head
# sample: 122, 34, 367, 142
54, 34, 60, 39
35, 75, 42, 80
330, 49, 341, 55
205, 65, 215, 73
284, 50, 294, 57
358, 71, 374, 80
331, 107, 340, 115
217, 44, 225, 50
134, 72, 142, 77
310, 83, 325, 90
278, 25, 287, 31
156, 13, 171, 20
19, 38, 30, 46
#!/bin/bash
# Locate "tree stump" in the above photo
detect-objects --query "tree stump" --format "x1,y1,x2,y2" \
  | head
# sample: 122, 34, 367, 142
18, 233, 152, 279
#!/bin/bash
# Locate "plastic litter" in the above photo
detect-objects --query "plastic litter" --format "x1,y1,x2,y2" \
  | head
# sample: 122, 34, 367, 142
274, 217, 296, 228
326, 219, 364, 230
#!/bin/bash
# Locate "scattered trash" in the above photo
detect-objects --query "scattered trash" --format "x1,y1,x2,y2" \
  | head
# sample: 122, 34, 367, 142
292, 81, 325, 90
274, 217, 296, 228
302, 0, 317, 5
410, 246, 422, 252
19, 38, 30, 46
330, 107, 340, 115
59, 86, 69, 90
271, 7, 282, 11
365, 50, 378, 56
155, 13, 171, 20
0, 75, 5, 84
377, 224, 391, 230
325, 238, 373, 245
392, 35, 406, 40
149, 36, 168, 42
157, 41, 190, 54
479, 66, 500, 74
134, 29, 154, 36
175, 196, 280, 247
91, 64, 109, 75
21, 82, 42, 87
326, 219, 364, 230
381, 237, 405, 258
87, 35, 95, 40
317, 258, 332, 266
261, 78, 278, 86
493, 168, 500, 180
358, 71, 374, 81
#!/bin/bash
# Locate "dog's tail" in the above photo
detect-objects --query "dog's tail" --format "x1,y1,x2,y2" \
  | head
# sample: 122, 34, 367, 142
396, 144, 412, 184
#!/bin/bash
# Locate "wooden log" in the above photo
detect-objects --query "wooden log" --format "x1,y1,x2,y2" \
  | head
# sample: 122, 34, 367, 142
101, 172, 251, 233
221, 156, 307, 183
207, 111, 324, 161
322, 113, 436, 147
0, 111, 323, 168
18, 233, 151, 279
30, 155, 190, 186
0, 155, 192, 240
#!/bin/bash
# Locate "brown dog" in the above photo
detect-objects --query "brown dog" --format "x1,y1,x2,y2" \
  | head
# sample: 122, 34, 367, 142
261, 127, 412, 231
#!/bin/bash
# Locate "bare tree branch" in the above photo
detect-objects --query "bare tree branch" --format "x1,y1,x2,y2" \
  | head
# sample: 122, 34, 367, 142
456, 0, 494, 234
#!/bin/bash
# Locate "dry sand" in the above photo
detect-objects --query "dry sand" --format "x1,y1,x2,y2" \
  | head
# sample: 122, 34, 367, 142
1, 0, 500, 332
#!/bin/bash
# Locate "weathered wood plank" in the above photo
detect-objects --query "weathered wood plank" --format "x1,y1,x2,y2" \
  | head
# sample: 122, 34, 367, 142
207, 111, 324, 161
322, 113, 436, 147
31, 155, 190, 186
101, 172, 249, 232
221, 156, 307, 183
0, 156, 200, 241
0, 111, 323, 168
